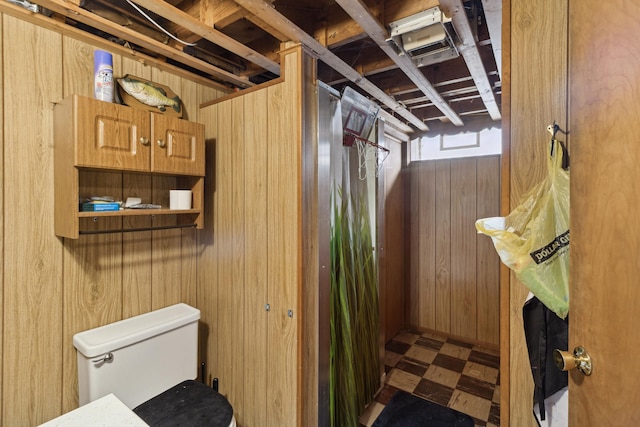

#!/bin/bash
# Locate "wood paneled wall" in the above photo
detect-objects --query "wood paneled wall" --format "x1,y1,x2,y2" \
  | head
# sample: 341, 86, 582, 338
379, 137, 407, 343
199, 46, 310, 427
405, 156, 500, 346
0, 9, 226, 426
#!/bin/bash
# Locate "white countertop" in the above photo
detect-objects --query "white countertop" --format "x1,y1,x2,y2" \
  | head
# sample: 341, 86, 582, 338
38, 394, 149, 427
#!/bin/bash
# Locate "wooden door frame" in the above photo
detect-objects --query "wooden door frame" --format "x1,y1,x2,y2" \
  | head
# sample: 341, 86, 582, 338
500, 0, 511, 423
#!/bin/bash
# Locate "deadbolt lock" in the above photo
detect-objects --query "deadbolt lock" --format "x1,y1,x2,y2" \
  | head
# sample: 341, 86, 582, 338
553, 346, 592, 376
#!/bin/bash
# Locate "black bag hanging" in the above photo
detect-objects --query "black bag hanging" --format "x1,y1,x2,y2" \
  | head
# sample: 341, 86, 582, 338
522, 296, 569, 422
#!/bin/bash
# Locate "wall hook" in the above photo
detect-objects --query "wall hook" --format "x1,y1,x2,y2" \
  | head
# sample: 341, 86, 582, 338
546, 121, 571, 168
547, 120, 569, 139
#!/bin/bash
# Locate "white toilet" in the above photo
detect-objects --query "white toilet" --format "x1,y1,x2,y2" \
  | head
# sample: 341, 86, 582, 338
73, 303, 235, 426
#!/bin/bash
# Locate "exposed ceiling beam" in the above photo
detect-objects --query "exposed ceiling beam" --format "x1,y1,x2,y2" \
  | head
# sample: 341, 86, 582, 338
129, 0, 280, 75
439, 0, 501, 120
233, 0, 428, 131
162, 0, 203, 44
0, 0, 229, 91
34, 0, 256, 88
384, 0, 441, 24
315, 0, 443, 49
481, 0, 502, 79
81, 2, 170, 44
245, 15, 291, 42
313, 3, 369, 49
378, 109, 414, 135
334, 0, 464, 126
320, 32, 496, 88
202, 0, 246, 29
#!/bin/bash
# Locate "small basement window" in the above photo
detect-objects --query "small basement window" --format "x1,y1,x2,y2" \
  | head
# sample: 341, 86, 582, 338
410, 127, 502, 161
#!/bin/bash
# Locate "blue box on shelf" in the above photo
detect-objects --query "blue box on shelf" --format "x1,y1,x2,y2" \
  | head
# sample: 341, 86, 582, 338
80, 202, 121, 212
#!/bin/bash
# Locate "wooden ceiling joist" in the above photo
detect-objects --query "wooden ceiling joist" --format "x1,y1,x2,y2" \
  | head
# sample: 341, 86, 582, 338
25, 0, 499, 133
334, 0, 464, 127
481, 0, 502, 79
128, 0, 280, 75
317, 0, 441, 49
233, 0, 428, 131
378, 109, 414, 135
0, 0, 229, 91
245, 14, 291, 42
34, 0, 257, 88
167, 0, 207, 44
203, 0, 247, 29
439, 0, 501, 120
82, 2, 170, 44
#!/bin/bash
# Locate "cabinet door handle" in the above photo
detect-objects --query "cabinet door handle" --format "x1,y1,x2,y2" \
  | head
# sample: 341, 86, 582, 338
139, 137, 150, 146
157, 139, 166, 148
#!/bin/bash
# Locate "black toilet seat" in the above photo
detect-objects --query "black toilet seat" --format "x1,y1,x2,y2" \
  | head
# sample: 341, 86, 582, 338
133, 380, 233, 427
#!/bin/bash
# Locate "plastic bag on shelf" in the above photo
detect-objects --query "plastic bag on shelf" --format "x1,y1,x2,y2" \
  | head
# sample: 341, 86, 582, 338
476, 139, 570, 319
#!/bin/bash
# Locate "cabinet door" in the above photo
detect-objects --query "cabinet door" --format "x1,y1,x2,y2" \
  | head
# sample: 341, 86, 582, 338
76, 96, 151, 172
151, 113, 205, 176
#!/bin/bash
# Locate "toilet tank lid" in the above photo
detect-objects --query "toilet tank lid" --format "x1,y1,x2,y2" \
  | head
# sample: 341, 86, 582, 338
73, 303, 200, 358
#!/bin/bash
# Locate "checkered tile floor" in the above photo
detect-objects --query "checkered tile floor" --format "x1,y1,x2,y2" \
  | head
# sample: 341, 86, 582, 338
359, 330, 500, 426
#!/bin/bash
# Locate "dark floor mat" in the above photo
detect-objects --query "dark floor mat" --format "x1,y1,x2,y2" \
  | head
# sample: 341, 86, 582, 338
372, 390, 474, 427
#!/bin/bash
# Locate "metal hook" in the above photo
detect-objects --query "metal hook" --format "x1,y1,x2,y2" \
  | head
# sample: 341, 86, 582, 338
546, 122, 571, 168
547, 120, 569, 139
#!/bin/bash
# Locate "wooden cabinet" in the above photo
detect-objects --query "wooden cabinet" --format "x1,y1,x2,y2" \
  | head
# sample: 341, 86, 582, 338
73, 96, 204, 175
150, 114, 204, 175
54, 94, 205, 238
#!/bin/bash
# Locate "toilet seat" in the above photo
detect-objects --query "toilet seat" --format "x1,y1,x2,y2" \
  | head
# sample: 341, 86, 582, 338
133, 380, 234, 427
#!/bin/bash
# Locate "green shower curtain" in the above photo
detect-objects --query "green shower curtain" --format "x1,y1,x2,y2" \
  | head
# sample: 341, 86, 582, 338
329, 181, 380, 426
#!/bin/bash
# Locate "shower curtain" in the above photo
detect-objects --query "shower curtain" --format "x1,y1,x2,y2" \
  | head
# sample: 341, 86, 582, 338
329, 102, 381, 427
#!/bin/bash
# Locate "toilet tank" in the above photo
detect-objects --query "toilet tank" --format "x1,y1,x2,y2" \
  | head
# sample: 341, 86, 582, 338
73, 303, 200, 409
